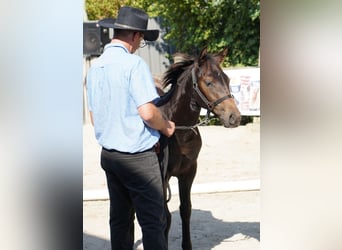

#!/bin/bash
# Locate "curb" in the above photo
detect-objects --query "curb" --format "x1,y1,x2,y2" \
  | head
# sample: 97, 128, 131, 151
83, 179, 260, 201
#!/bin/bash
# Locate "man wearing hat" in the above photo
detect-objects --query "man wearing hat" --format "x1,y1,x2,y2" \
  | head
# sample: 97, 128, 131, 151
86, 6, 175, 250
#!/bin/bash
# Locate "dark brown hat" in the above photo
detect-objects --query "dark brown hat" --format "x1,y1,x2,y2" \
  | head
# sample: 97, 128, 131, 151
112, 6, 159, 41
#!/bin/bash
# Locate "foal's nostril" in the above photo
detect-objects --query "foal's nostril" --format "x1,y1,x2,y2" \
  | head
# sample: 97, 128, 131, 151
229, 113, 241, 126
229, 114, 236, 124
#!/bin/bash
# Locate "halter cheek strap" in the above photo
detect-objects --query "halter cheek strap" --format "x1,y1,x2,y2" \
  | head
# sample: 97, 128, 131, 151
191, 68, 234, 112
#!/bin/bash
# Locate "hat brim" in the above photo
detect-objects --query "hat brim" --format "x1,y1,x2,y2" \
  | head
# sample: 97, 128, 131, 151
143, 30, 159, 41
97, 18, 116, 28
98, 19, 159, 41
113, 23, 159, 41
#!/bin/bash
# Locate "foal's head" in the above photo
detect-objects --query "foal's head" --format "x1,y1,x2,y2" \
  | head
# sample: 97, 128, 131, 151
193, 47, 241, 127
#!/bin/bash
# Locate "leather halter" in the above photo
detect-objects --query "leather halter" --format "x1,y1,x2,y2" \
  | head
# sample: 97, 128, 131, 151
191, 67, 234, 112
175, 67, 235, 134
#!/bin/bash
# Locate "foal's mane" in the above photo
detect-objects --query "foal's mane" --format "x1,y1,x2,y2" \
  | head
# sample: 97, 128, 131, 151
162, 53, 195, 89
157, 53, 196, 108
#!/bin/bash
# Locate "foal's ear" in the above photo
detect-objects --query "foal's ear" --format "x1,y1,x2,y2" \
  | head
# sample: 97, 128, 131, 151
214, 47, 228, 64
198, 47, 208, 65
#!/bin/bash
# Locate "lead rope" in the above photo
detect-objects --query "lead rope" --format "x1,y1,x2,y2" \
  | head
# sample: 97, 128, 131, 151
175, 110, 212, 135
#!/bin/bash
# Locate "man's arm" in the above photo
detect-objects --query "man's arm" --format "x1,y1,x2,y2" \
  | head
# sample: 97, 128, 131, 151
138, 102, 175, 137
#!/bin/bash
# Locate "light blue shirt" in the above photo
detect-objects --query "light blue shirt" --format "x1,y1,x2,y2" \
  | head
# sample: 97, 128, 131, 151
86, 43, 160, 153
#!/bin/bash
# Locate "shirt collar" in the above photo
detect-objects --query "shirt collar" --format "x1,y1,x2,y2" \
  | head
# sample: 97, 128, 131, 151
104, 43, 129, 53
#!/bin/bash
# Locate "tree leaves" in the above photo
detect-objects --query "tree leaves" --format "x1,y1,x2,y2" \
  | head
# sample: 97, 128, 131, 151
85, 0, 259, 66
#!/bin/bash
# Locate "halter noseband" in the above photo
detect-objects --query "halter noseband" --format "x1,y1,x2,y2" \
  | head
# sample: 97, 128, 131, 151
191, 67, 234, 112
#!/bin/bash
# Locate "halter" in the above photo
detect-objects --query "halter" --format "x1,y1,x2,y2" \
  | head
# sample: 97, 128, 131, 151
191, 67, 234, 112
175, 67, 234, 134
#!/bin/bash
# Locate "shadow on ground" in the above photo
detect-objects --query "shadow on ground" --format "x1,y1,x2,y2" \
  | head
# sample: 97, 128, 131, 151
168, 209, 259, 249
84, 208, 259, 250
83, 233, 110, 250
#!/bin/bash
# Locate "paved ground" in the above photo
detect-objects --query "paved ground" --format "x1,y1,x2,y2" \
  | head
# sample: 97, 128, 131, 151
83, 119, 260, 249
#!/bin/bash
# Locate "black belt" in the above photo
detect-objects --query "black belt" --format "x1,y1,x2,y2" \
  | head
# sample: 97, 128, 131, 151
103, 146, 155, 155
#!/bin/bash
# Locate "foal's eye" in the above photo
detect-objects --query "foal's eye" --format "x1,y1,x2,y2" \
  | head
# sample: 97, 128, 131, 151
206, 81, 213, 86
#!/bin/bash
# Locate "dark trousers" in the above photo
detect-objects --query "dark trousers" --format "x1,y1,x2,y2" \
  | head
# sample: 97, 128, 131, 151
101, 147, 168, 250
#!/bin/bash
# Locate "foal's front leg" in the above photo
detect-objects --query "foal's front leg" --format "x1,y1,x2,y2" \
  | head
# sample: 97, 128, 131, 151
178, 163, 197, 250
163, 178, 172, 246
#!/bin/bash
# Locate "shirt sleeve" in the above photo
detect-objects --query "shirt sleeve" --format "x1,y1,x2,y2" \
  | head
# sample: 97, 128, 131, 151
129, 58, 159, 108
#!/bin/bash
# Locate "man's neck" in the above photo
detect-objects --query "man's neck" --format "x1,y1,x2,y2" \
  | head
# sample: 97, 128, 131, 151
111, 39, 133, 54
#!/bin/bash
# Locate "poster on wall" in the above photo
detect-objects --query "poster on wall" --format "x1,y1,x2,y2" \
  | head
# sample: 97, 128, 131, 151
224, 67, 260, 116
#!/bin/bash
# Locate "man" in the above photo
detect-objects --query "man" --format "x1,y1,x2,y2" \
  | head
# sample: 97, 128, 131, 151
86, 6, 175, 250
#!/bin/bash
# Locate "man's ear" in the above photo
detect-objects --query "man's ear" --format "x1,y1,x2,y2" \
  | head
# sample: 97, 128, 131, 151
132, 31, 138, 41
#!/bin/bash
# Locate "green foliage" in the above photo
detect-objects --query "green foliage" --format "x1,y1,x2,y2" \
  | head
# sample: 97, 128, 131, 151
85, 0, 260, 66
149, 0, 260, 66
85, 0, 142, 20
